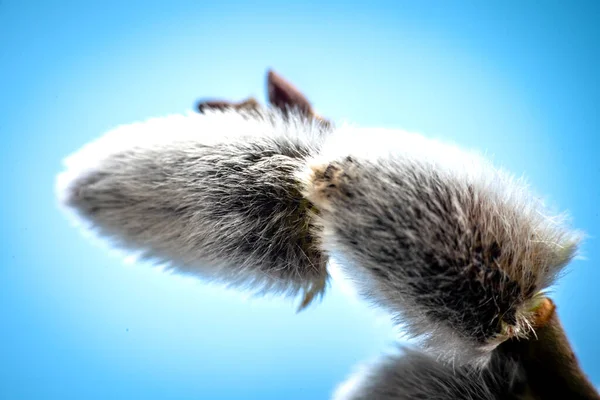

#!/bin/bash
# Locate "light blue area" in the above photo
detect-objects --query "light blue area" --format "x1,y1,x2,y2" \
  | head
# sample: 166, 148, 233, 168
1, 1, 598, 398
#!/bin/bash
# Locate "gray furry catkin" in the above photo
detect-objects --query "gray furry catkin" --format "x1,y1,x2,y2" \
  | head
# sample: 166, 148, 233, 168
56, 107, 580, 366
332, 347, 527, 400
56, 109, 331, 309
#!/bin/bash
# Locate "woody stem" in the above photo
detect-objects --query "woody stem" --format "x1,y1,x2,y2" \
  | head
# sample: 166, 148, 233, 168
498, 298, 599, 399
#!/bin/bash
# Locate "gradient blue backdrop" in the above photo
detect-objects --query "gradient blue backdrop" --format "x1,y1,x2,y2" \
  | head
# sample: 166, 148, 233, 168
1, 1, 599, 399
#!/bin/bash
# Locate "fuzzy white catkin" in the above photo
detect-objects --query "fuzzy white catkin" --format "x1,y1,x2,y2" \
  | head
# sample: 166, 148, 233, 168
332, 347, 526, 400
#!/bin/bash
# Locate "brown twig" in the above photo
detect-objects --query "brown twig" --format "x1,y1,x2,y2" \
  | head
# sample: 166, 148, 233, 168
497, 298, 599, 399
196, 97, 260, 114
195, 69, 331, 128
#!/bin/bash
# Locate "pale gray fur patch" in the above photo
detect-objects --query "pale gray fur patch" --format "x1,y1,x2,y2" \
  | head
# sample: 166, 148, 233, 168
332, 348, 525, 400
56, 108, 330, 303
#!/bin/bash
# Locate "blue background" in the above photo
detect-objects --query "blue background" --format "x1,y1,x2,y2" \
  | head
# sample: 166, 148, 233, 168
1, 1, 599, 398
